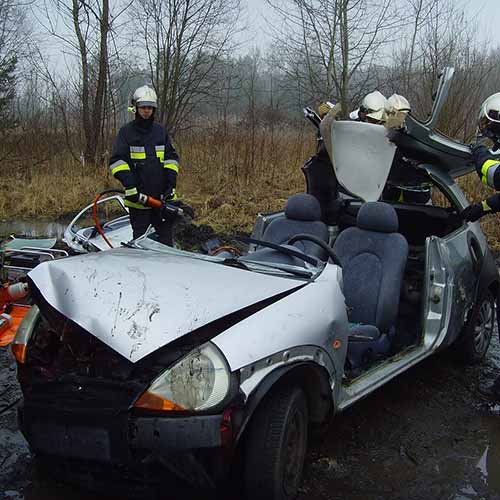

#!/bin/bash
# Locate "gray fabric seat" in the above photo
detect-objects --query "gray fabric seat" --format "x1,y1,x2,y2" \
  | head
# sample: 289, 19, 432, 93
333, 202, 409, 369
259, 193, 329, 260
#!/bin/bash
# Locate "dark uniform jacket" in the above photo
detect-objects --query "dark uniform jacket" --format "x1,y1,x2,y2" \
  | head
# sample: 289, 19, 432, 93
473, 145, 500, 212
382, 149, 431, 204
109, 119, 180, 209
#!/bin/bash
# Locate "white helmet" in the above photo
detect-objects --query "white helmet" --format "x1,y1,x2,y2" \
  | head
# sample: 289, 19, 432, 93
386, 94, 410, 113
478, 93, 500, 139
358, 91, 387, 123
385, 94, 411, 130
132, 85, 158, 108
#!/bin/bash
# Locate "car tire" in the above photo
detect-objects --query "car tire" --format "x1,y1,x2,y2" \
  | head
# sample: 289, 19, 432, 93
456, 290, 495, 364
243, 385, 308, 500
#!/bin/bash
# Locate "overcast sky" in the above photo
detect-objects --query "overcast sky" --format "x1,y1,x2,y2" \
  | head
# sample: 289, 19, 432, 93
243, 0, 500, 50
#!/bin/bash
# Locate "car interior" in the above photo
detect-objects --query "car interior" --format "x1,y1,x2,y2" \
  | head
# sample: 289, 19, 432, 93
252, 178, 464, 377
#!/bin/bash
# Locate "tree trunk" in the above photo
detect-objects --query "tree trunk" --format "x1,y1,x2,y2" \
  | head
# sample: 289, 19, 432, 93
72, 0, 91, 163
90, 0, 109, 164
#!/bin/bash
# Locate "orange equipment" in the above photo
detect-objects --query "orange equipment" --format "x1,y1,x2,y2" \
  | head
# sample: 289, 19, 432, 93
0, 282, 30, 347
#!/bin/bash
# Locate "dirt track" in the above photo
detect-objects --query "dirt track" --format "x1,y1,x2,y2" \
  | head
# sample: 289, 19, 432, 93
1, 327, 500, 500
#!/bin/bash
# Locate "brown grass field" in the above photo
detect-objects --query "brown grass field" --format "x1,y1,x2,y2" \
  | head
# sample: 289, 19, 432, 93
0, 127, 499, 250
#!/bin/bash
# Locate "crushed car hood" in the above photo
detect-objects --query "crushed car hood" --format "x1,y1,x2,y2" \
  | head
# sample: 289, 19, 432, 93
28, 248, 304, 362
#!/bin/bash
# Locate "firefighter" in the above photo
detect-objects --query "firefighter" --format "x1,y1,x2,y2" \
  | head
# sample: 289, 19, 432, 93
349, 91, 387, 124
109, 85, 180, 246
382, 93, 432, 205
461, 93, 500, 402
350, 92, 431, 204
461, 93, 500, 224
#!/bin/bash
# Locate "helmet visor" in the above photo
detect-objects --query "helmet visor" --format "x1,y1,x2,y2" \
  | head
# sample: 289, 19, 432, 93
359, 105, 385, 123
136, 100, 157, 109
486, 107, 500, 123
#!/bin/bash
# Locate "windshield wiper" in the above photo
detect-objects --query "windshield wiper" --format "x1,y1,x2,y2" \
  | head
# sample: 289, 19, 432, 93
221, 257, 251, 271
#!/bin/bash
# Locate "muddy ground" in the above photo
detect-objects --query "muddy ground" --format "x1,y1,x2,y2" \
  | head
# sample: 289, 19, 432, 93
1, 330, 500, 500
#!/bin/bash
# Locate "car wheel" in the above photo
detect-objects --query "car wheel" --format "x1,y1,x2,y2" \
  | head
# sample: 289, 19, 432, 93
243, 385, 308, 500
456, 290, 495, 364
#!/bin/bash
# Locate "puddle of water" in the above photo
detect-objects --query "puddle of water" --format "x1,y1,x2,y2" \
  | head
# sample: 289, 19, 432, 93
475, 416, 500, 496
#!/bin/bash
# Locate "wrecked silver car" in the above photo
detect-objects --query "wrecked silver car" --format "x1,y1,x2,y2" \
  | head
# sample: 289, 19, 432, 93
12, 68, 500, 500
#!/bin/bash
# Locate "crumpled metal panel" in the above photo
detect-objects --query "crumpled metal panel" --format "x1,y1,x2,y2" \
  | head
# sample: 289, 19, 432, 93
330, 121, 396, 201
28, 248, 302, 362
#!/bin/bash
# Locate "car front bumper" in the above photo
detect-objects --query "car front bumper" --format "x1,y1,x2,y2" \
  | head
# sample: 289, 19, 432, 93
18, 402, 226, 484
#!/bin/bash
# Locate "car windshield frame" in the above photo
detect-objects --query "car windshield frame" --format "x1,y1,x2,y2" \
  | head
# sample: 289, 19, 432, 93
131, 230, 323, 280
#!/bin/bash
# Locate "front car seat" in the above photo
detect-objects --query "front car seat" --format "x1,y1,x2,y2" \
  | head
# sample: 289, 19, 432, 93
242, 193, 330, 267
261, 193, 329, 259
333, 202, 409, 369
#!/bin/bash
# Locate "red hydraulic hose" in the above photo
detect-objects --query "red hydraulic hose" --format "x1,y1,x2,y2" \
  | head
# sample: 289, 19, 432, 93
92, 189, 125, 249
91, 189, 164, 249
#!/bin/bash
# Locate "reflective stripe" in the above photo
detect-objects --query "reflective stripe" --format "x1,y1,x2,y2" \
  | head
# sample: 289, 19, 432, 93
481, 159, 500, 187
155, 145, 166, 162
164, 161, 179, 173
397, 190, 404, 202
130, 146, 146, 160
124, 199, 151, 209
482, 200, 492, 212
125, 187, 138, 196
131, 152, 146, 159
110, 160, 130, 176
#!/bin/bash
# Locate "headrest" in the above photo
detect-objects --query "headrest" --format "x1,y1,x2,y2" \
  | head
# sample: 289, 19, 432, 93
285, 193, 322, 221
357, 202, 398, 233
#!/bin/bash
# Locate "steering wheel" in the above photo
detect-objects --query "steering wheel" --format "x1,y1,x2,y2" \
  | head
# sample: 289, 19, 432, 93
287, 234, 342, 266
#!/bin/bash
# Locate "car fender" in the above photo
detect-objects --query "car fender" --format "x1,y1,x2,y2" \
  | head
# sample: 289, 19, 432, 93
234, 361, 334, 446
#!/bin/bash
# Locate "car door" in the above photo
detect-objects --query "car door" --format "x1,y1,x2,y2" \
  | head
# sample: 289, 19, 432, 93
420, 170, 482, 350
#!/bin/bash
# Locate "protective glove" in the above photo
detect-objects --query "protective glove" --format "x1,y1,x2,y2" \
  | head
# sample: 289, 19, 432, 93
318, 102, 331, 119
461, 201, 491, 222
162, 187, 177, 202
470, 134, 490, 159
169, 199, 195, 219
318, 101, 336, 119
471, 142, 488, 157
124, 187, 142, 205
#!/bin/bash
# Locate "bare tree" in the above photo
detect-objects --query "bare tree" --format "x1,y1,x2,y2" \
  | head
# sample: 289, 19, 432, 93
132, 0, 242, 133
35, 0, 133, 164
268, 0, 401, 115
387, 0, 494, 140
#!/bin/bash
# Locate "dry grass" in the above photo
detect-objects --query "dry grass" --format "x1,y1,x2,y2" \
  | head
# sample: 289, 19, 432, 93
0, 126, 499, 250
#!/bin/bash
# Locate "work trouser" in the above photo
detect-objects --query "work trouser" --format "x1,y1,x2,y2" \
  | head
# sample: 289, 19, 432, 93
129, 207, 175, 246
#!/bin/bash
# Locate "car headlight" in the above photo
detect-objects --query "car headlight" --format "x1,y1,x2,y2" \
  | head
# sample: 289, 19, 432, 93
134, 342, 231, 412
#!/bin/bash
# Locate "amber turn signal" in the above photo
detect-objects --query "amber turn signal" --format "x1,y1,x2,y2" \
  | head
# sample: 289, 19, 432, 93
12, 343, 27, 364
134, 391, 185, 411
